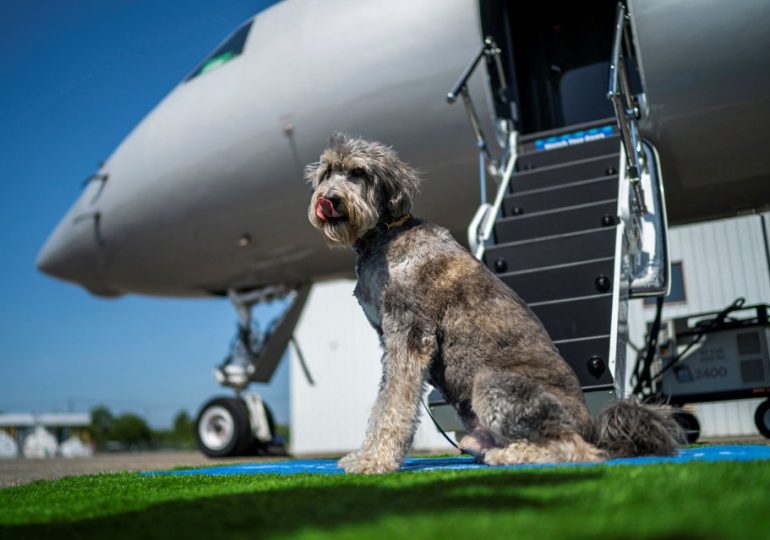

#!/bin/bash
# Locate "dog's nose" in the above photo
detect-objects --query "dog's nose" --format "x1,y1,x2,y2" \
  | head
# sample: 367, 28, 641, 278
324, 194, 341, 208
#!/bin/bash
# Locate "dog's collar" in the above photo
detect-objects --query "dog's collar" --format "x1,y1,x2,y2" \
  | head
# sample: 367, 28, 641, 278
384, 213, 411, 230
354, 213, 412, 254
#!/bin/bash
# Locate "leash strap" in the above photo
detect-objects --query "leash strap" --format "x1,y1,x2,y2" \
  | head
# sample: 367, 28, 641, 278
420, 399, 472, 456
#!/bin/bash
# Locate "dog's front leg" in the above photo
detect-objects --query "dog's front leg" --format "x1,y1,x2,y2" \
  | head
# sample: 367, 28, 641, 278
339, 328, 433, 474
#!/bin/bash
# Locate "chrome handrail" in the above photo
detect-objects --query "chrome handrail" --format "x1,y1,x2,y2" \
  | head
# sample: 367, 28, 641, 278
607, 2, 646, 213
469, 131, 518, 260
607, 5, 670, 297
447, 36, 513, 258
447, 37, 508, 197
629, 142, 670, 298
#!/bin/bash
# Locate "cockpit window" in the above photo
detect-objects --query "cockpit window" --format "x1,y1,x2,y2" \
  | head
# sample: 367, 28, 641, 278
185, 20, 253, 82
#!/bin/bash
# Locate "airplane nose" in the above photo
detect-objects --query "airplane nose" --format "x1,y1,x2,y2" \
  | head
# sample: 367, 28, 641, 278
36, 212, 121, 297
36, 225, 77, 278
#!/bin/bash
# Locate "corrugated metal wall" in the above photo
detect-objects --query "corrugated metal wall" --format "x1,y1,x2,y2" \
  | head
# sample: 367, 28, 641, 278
627, 213, 770, 437
290, 280, 454, 455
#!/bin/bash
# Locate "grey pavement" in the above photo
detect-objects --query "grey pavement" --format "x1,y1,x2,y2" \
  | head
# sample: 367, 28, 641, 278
0, 451, 272, 488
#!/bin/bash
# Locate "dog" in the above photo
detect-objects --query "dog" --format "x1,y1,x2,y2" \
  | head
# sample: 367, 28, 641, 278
307, 134, 681, 474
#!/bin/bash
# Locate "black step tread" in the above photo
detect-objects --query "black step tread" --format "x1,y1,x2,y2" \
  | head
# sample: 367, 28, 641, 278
519, 118, 617, 144
554, 335, 614, 387
517, 136, 620, 170
498, 256, 615, 276
495, 200, 618, 244
485, 227, 617, 274
531, 294, 613, 342
499, 258, 615, 305
503, 175, 619, 216
509, 154, 620, 193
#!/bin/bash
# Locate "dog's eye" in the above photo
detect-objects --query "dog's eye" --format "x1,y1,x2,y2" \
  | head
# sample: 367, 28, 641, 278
350, 167, 367, 179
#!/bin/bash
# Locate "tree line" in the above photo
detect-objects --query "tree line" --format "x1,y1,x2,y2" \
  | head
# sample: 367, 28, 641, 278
90, 405, 195, 450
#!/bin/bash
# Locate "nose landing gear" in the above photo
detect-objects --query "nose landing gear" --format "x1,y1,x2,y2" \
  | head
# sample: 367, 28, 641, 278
194, 284, 311, 458
195, 394, 280, 457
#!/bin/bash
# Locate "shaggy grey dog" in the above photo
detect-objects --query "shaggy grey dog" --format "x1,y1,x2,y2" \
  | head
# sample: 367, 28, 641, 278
307, 134, 681, 474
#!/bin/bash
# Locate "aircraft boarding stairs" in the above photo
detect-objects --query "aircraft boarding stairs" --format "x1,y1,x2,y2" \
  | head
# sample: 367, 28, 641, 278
429, 118, 670, 438
429, 123, 638, 434
428, 6, 669, 437
483, 122, 626, 404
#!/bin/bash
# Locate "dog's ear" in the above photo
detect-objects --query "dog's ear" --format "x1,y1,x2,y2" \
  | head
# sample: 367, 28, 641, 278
379, 157, 420, 219
304, 161, 324, 188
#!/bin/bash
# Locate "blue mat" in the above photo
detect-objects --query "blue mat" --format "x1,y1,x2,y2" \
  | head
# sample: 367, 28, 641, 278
146, 445, 770, 477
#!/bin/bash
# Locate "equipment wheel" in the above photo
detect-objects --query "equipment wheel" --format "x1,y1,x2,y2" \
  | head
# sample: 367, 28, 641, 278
754, 399, 770, 439
195, 397, 252, 457
671, 410, 700, 443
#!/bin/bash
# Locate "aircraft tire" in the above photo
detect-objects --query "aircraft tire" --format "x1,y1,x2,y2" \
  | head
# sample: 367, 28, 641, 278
195, 396, 252, 457
671, 410, 700, 444
754, 399, 770, 439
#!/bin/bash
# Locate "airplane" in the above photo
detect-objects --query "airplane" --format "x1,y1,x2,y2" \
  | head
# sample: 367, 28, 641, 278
37, 0, 770, 456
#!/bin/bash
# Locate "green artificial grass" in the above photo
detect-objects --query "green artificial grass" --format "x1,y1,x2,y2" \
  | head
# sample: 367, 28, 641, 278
1, 460, 769, 540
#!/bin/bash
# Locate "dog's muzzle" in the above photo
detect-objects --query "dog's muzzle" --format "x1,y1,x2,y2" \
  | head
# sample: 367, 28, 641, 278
315, 197, 344, 222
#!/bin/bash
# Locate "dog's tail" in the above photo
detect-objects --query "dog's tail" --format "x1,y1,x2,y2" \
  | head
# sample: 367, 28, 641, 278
594, 398, 684, 458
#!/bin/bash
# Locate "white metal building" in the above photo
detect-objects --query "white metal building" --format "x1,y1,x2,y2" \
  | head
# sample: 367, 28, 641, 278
0, 413, 93, 458
289, 214, 770, 453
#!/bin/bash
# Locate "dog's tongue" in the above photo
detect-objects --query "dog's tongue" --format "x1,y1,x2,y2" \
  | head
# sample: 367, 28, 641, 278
316, 198, 342, 221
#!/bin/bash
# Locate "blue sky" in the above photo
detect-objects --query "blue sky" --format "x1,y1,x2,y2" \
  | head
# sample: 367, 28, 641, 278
0, 0, 291, 428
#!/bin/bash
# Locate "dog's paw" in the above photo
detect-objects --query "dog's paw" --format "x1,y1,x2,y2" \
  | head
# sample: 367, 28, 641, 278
549, 432, 607, 463
483, 436, 607, 465
483, 441, 549, 465
483, 447, 519, 465
338, 451, 400, 474
459, 430, 497, 463
337, 450, 362, 469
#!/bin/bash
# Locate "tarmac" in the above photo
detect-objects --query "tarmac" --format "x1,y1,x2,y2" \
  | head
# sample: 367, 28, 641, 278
0, 451, 271, 488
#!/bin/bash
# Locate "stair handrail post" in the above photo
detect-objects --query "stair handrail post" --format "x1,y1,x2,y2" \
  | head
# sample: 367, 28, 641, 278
448, 37, 516, 259
447, 37, 507, 176
608, 2, 647, 214
459, 85, 497, 179
472, 131, 518, 260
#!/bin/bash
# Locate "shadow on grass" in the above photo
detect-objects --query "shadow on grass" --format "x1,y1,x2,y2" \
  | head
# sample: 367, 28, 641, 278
1, 471, 605, 539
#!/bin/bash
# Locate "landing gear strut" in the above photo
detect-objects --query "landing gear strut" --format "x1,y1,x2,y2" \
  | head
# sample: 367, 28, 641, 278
195, 284, 311, 458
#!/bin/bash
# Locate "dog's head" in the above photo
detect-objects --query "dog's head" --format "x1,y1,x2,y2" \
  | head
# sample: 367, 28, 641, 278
306, 134, 420, 247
